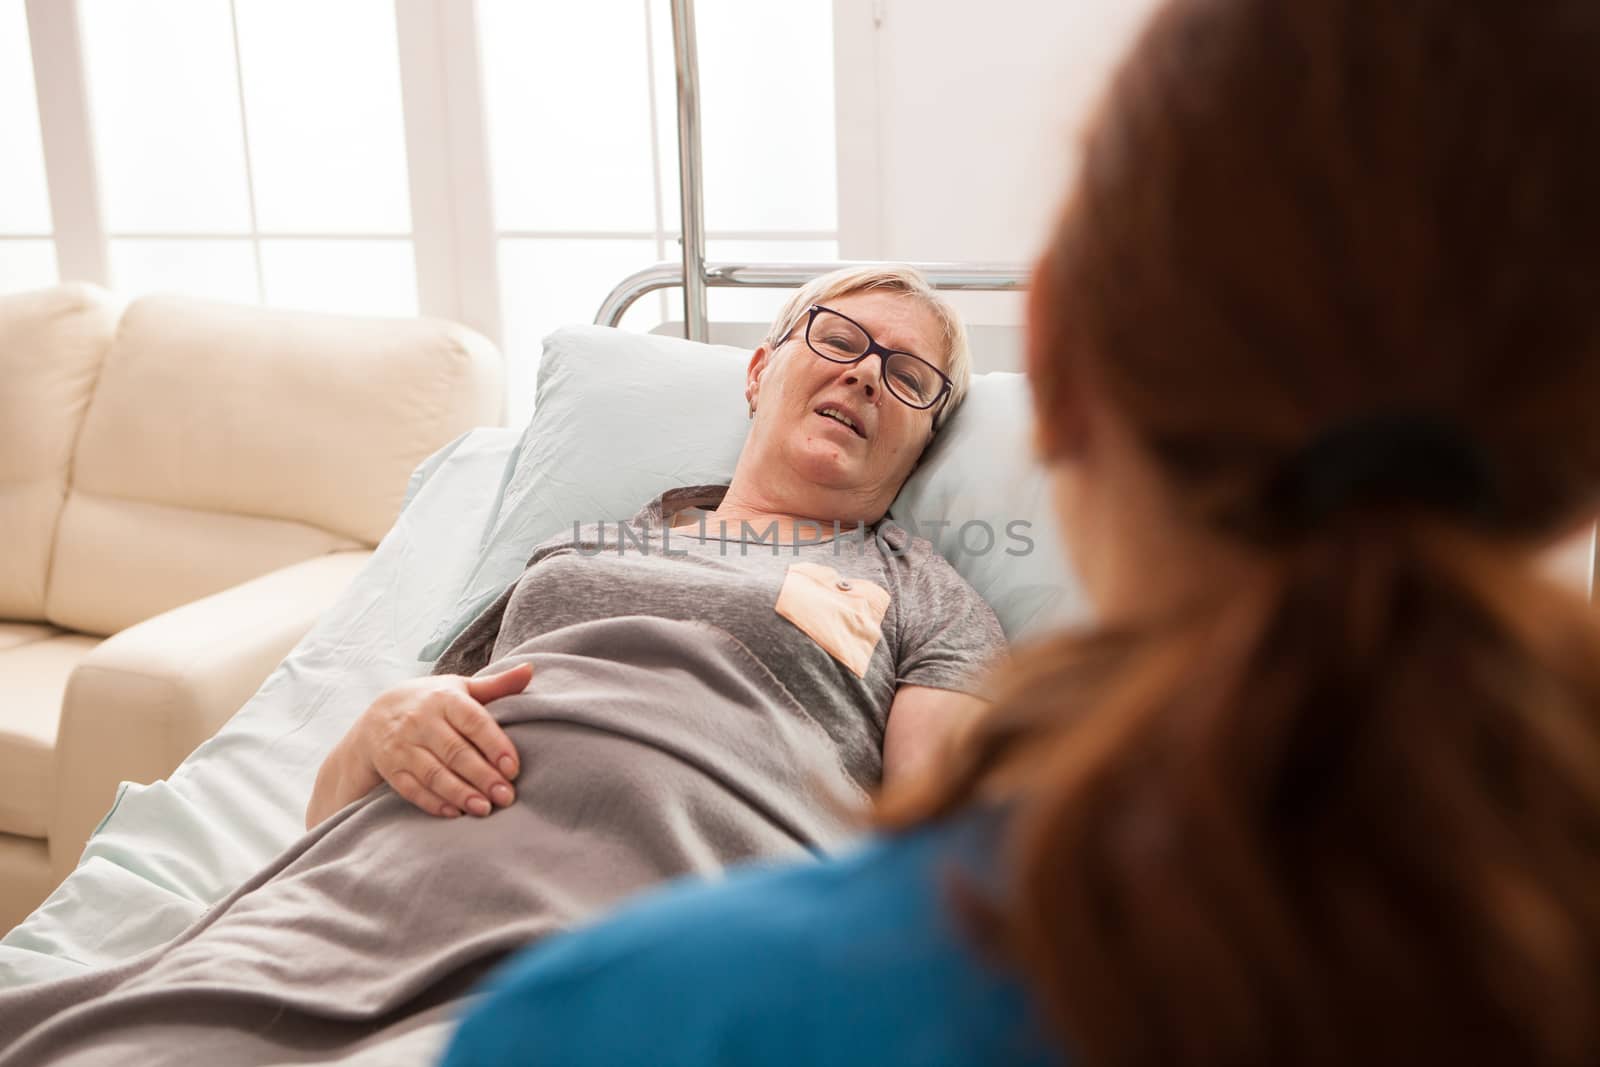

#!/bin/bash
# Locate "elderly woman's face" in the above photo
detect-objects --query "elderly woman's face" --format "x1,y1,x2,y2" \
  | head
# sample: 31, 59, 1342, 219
744, 289, 947, 520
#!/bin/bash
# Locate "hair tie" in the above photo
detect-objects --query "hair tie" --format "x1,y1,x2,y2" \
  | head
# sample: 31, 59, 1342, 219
1254, 413, 1502, 540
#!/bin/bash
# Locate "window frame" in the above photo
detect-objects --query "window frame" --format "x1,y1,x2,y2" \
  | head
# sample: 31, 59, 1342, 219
16, 0, 842, 348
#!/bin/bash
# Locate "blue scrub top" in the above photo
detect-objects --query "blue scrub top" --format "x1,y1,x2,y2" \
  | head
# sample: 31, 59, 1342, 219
441, 813, 1066, 1066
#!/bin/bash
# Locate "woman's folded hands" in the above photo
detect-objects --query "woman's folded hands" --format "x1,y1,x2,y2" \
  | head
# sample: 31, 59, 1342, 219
305, 663, 533, 829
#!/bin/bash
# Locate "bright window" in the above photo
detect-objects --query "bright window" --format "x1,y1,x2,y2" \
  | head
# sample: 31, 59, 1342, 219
260, 239, 417, 317
233, 0, 412, 235
498, 237, 660, 419
0, 0, 57, 290
12, 0, 841, 415
0, 240, 57, 294
80, 0, 254, 233
480, 0, 839, 423
78, 0, 417, 312
108, 239, 257, 304
480, 2, 659, 233
694, 0, 837, 232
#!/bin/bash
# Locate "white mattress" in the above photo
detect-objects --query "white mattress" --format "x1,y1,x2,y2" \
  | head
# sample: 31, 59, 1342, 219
0, 427, 522, 988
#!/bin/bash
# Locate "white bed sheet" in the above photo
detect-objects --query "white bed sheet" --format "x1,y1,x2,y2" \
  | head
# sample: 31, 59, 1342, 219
0, 427, 522, 988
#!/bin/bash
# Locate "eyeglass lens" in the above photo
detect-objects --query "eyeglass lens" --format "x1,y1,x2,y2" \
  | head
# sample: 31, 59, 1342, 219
807, 308, 944, 408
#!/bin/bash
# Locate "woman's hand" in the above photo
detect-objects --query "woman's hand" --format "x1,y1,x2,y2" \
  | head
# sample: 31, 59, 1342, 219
306, 663, 533, 829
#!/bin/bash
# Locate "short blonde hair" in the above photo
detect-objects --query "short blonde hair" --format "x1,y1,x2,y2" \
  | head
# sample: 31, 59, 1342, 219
762, 265, 972, 431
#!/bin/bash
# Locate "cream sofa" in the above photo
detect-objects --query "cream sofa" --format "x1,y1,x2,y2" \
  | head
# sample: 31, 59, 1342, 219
0, 284, 502, 930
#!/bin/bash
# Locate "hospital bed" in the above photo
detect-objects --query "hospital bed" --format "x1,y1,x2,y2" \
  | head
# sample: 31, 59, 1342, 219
0, 287, 1078, 988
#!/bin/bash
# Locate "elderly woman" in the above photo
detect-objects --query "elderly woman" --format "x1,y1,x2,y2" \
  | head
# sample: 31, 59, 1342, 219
305, 264, 994, 830
0, 266, 1005, 1066
443, 2, 1600, 1066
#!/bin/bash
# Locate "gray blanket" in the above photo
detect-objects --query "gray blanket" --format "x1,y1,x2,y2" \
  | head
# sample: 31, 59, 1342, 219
0, 617, 866, 1065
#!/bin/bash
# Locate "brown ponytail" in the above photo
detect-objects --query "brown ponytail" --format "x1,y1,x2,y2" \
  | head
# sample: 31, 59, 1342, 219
879, 1, 1600, 1063
888, 519, 1600, 1063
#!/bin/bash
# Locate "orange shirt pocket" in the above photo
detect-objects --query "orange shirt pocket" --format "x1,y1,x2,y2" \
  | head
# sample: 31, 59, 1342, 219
774, 562, 891, 679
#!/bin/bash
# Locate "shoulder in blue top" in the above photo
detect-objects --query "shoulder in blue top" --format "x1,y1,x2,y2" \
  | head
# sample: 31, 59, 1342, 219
441, 813, 1065, 1067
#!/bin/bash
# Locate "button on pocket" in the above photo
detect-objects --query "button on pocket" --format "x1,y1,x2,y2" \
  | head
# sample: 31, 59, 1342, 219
775, 563, 890, 679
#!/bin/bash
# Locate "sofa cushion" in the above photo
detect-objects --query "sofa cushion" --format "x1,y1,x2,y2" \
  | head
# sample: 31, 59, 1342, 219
0, 831, 54, 935
47, 294, 503, 635
0, 285, 123, 622
46, 497, 360, 640
0, 623, 63, 654
0, 634, 100, 839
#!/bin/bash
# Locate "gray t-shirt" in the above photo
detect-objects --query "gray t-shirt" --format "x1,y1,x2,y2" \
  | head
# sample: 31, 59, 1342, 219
434, 485, 1007, 789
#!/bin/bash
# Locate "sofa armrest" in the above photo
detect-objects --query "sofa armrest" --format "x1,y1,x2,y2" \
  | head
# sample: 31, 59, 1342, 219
48, 550, 373, 878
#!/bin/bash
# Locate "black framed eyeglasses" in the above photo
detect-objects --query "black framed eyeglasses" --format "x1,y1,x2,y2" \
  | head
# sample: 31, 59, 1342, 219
799, 304, 952, 413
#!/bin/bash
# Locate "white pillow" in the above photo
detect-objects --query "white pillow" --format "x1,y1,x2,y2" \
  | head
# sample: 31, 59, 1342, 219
891, 370, 1083, 637
421, 325, 1085, 658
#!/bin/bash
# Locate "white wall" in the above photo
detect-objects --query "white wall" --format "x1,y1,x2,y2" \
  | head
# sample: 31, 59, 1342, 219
832, 0, 1161, 362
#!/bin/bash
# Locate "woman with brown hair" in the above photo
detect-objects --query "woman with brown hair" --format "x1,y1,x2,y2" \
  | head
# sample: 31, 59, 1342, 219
443, 0, 1600, 1063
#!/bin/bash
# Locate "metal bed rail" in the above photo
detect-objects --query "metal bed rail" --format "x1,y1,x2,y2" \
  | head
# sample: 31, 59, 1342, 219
667, 0, 709, 338
595, 260, 1031, 329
